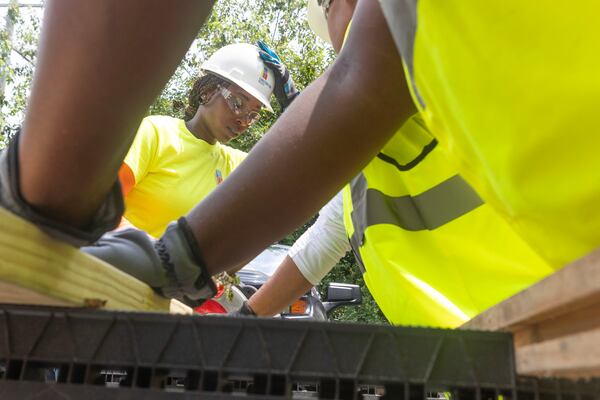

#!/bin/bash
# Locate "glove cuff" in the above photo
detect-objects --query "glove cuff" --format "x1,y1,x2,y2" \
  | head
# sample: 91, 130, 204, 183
0, 132, 124, 247
156, 217, 217, 307
281, 91, 300, 111
238, 301, 257, 316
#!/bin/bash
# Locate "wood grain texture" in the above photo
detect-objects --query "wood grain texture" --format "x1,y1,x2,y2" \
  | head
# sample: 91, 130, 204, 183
516, 328, 600, 378
464, 248, 600, 332
462, 248, 600, 378
0, 207, 191, 314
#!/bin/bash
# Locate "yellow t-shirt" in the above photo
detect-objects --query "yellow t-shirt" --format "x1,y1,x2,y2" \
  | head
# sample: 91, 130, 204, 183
123, 116, 246, 237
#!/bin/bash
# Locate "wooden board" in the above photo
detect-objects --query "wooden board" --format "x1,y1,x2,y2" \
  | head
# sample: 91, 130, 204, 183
0, 206, 191, 314
463, 248, 600, 378
516, 327, 600, 378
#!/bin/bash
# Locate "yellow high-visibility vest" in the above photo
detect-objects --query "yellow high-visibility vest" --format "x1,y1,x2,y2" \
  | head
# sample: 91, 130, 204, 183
379, 0, 600, 267
342, 115, 554, 327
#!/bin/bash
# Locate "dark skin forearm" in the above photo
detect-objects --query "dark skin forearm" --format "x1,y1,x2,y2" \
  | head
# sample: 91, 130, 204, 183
20, 0, 214, 228
187, 0, 415, 274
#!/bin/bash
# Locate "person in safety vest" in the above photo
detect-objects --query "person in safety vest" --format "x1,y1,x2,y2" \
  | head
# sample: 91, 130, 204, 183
113, 42, 296, 238
232, 0, 555, 328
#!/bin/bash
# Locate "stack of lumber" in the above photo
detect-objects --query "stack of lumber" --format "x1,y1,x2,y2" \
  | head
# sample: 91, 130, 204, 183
464, 249, 600, 378
0, 207, 190, 314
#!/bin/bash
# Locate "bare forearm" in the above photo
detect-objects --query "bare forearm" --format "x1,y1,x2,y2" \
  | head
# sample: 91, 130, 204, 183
20, 0, 214, 228
188, 0, 415, 274
248, 256, 313, 317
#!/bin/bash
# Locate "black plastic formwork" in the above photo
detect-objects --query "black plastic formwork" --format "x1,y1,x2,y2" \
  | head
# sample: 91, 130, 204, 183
0, 304, 597, 400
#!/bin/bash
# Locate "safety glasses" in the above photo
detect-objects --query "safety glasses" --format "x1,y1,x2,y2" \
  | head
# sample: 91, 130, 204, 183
219, 86, 261, 126
318, 0, 334, 19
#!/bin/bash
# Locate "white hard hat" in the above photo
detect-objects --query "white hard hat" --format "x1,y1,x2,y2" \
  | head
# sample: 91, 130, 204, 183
201, 43, 275, 112
307, 0, 332, 45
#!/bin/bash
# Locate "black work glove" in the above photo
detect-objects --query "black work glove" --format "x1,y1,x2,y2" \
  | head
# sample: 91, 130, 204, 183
0, 132, 124, 247
228, 301, 257, 317
258, 40, 299, 111
82, 217, 216, 307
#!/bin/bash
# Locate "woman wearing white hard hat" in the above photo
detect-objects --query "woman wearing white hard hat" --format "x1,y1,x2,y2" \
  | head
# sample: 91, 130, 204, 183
115, 42, 297, 238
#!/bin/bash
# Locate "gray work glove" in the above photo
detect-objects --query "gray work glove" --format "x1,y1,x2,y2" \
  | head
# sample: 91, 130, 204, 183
257, 40, 300, 111
82, 217, 216, 307
228, 301, 257, 318
0, 132, 124, 247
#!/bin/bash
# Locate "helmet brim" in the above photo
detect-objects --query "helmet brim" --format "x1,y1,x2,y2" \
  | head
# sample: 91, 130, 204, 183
203, 66, 274, 113
307, 0, 332, 45
201, 43, 275, 113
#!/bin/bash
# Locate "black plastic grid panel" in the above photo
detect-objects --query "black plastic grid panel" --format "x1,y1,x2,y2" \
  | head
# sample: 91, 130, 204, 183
0, 304, 597, 399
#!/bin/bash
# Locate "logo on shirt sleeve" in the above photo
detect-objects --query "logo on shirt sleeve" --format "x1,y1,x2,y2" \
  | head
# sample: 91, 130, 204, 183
215, 169, 223, 184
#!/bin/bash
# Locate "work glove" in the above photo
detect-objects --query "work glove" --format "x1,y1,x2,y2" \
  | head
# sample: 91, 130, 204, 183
0, 132, 123, 247
257, 40, 300, 111
82, 217, 216, 307
228, 301, 257, 318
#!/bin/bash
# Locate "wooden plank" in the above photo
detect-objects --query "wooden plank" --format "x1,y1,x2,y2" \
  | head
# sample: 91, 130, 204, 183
0, 207, 191, 314
461, 248, 600, 378
516, 328, 600, 378
464, 248, 600, 332
511, 301, 600, 347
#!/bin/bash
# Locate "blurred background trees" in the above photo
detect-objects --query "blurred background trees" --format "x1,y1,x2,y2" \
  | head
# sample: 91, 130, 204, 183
0, 0, 40, 142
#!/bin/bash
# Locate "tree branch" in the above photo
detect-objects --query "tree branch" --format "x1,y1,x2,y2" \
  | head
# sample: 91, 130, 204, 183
11, 47, 34, 66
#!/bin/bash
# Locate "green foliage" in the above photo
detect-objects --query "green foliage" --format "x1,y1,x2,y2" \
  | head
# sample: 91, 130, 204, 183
0, 3, 40, 146
319, 252, 388, 324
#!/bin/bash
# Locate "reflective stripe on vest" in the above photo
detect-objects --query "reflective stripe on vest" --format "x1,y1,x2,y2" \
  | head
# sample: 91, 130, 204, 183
349, 171, 483, 270
342, 113, 554, 327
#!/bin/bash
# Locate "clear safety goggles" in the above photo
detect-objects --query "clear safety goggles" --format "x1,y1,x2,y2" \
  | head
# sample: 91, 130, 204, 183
318, 0, 333, 19
219, 86, 261, 126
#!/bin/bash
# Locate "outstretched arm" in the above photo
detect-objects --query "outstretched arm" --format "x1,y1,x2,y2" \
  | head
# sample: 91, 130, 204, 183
189, 0, 414, 273
248, 192, 350, 316
248, 256, 314, 317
